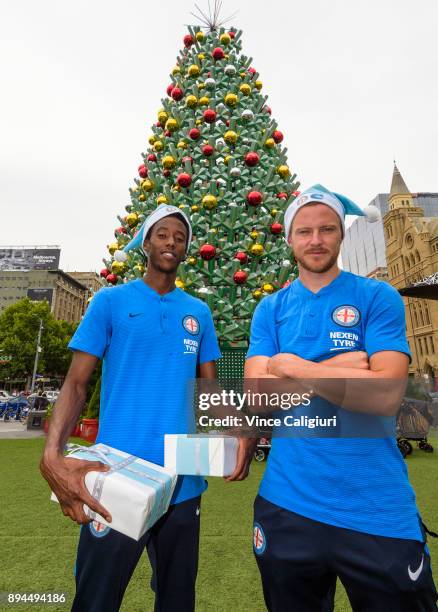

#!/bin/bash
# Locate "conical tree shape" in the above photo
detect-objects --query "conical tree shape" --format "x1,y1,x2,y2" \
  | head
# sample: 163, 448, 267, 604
101, 25, 300, 346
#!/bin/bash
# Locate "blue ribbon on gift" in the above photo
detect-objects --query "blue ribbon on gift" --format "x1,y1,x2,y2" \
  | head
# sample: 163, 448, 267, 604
175, 437, 210, 475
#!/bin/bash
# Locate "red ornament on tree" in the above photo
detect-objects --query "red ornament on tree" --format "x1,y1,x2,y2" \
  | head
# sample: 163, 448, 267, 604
235, 251, 248, 264
202, 144, 214, 156
277, 192, 288, 199
188, 127, 201, 140
248, 67, 257, 76
212, 47, 225, 60
164, 130, 171, 137
166, 84, 174, 96
245, 152, 260, 167
272, 130, 284, 143
247, 191, 263, 206
229, 30, 235, 39
171, 87, 184, 101
106, 274, 118, 285
203, 109, 217, 123
163, 169, 171, 178
270, 222, 283, 235
138, 164, 148, 178
199, 244, 216, 260
293, 190, 301, 196
282, 280, 291, 288
233, 270, 248, 285
155, 121, 161, 127
182, 155, 193, 164
183, 34, 194, 48
115, 226, 127, 235
225, 119, 230, 127
147, 153, 157, 162
177, 172, 192, 188
100, 268, 110, 278
263, 105, 272, 115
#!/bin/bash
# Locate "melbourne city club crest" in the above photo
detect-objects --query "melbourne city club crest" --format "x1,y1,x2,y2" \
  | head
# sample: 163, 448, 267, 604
182, 315, 200, 335
332, 305, 360, 328
253, 522, 267, 555
89, 520, 111, 538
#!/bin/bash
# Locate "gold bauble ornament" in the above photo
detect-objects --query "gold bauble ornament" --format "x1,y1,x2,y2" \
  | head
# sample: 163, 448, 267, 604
175, 278, 185, 289
177, 140, 188, 149
196, 31, 205, 41
141, 179, 154, 192
185, 94, 198, 108
255, 80, 263, 90
277, 165, 290, 178
224, 130, 238, 145
265, 138, 275, 148
250, 243, 264, 256
198, 96, 209, 106
262, 283, 275, 294
250, 230, 259, 240
153, 140, 164, 151
133, 264, 145, 275
198, 52, 205, 60
188, 64, 201, 77
111, 261, 125, 274
239, 83, 251, 95
224, 155, 232, 165
165, 118, 178, 132
138, 194, 146, 202
202, 194, 218, 210
198, 82, 205, 89
187, 256, 197, 265
172, 66, 181, 75
224, 93, 238, 107
126, 212, 139, 227
239, 72, 246, 79
195, 119, 202, 125
156, 195, 168, 205
158, 109, 168, 123
172, 185, 181, 192
148, 135, 157, 145
253, 289, 263, 300
271, 208, 278, 217
220, 33, 231, 45
191, 205, 200, 213
108, 243, 119, 255
162, 155, 176, 169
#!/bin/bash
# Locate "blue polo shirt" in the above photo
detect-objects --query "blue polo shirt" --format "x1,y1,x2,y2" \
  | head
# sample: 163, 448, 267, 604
247, 270, 422, 540
69, 279, 221, 504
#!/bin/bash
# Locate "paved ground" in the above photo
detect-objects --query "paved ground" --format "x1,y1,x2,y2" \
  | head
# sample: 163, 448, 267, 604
0, 418, 45, 439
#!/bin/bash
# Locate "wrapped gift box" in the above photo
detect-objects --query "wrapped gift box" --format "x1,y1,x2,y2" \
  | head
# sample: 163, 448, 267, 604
164, 434, 238, 477
51, 443, 177, 541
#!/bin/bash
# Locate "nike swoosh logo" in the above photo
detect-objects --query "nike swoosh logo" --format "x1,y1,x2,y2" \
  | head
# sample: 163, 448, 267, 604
129, 313, 142, 318
408, 554, 424, 581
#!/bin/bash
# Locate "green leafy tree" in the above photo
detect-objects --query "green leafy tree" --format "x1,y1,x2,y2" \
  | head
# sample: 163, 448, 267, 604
0, 299, 75, 381
101, 20, 300, 346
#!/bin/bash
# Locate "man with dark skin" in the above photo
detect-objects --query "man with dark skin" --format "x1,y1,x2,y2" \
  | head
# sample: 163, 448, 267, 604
40, 205, 255, 612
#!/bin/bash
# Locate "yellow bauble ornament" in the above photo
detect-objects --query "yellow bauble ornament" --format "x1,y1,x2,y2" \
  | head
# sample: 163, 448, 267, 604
209, 228, 218, 234
188, 64, 200, 77
195, 119, 202, 125
138, 194, 146, 202
224, 155, 232, 165
198, 52, 205, 60
250, 230, 259, 240
253, 289, 263, 300
175, 279, 185, 289
156, 195, 168, 205
162, 155, 176, 169
153, 140, 164, 151
263, 283, 275, 294
187, 256, 197, 265
198, 95, 209, 106
265, 138, 275, 148
271, 208, 278, 217
202, 194, 218, 210
198, 82, 205, 90
157, 110, 168, 124
126, 212, 139, 227
239, 83, 251, 95
224, 93, 238, 107
220, 33, 231, 45
141, 179, 154, 192
239, 72, 246, 79
224, 130, 238, 145
172, 185, 181, 192
191, 205, 200, 212
111, 261, 125, 274
255, 80, 263, 90
133, 264, 145, 275
172, 66, 181, 75
250, 243, 264, 256
108, 243, 119, 255
277, 165, 290, 178
185, 94, 198, 108
195, 31, 205, 41
165, 118, 178, 132
148, 135, 157, 145
177, 140, 188, 149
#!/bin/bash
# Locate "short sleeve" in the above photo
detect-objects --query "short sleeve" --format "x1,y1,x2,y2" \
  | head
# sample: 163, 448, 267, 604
68, 289, 112, 359
247, 298, 278, 359
198, 308, 221, 365
364, 284, 411, 360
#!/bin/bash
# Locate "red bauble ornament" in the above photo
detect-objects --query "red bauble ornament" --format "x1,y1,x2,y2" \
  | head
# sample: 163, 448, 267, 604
229, 31, 235, 39
293, 190, 301, 196
277, 192, 288, 199
263, 105, 272, 115
164, 130, 171, 137
212, 47, 225, 60
182, 155, 193, 164
233, 270, 248, 285
282, 280, 291, 288
138, 164, 148, 178
100, 268, 110, 278
156, 121, 161, 127
147, 153, 157, 162
171, 87, 184, 101
163, 169, 171, 177
225, 119, 230, 127
270, 222, 283, 235
203, 109, 217, 123
248, 67, 257, 75
202, 144, 214, 156
199, 244, 216, 260
183, 34, 194, 48
115, 226, 127, 235
189, 127, 201, 140
272, 130, 284, 144
245, 152, 260, 167
177, 172, 192, 188
166, 84, 174, 96
207, 71, 212, 77
235, 251, 248, 264
247, 190, 263, 206
106, 274, 117, 284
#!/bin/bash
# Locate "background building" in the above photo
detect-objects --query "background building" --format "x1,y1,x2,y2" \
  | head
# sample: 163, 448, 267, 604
69, 272, 104, 301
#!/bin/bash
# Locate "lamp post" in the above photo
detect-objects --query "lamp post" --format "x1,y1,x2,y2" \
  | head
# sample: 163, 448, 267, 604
30, 319, 44, 393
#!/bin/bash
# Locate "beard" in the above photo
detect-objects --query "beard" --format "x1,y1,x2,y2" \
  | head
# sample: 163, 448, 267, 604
295, 249, 339, 274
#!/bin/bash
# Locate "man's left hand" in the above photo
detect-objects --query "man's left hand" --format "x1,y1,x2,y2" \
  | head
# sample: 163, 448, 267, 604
225, 438, 258, 481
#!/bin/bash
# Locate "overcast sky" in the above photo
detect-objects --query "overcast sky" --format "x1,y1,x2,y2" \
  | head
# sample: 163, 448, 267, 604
1, 0, 437, 272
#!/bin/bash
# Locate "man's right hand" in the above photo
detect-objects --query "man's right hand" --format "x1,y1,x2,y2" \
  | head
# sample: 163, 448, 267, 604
40, 453, 112, 525
325, 351, 369, 370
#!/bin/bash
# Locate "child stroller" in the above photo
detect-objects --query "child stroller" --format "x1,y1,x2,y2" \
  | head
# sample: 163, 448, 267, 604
397, 397, 434, 457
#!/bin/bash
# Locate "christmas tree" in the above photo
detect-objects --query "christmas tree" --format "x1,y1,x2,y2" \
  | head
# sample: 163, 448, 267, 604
100, 5, 300, 347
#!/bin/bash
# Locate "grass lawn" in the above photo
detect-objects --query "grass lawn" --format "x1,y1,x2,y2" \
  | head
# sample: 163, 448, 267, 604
0, 432, 437, 612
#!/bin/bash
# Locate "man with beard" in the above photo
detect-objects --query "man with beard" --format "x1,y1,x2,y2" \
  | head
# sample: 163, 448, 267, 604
245, 185, 437, 611
40, 205, 253, 612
